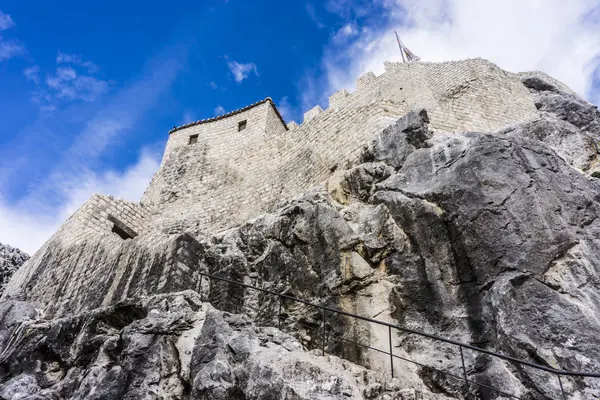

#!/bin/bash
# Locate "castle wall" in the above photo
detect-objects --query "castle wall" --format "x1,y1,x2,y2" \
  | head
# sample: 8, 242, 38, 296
141, 101, 275, 207
3, 194, 151, 304
145, 99, 405, 237
139, 59, 538, 239
322, 59, 538, 133
134, 59, 541, 240
59, 194, 151, 242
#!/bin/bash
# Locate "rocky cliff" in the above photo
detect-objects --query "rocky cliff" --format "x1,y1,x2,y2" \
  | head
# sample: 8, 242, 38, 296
0, 243, 28, 297
2, 74, 600, 399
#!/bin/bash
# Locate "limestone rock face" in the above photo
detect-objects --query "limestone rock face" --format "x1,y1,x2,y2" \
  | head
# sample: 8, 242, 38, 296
0, 243, 29, 297
0, 291, 443, 400
515, 75, 600, 172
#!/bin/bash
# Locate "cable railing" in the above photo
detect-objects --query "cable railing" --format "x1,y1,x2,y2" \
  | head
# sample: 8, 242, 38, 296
198, 271, 600, 399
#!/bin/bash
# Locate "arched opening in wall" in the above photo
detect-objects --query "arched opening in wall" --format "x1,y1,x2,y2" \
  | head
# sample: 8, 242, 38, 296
108, 215, 138, 240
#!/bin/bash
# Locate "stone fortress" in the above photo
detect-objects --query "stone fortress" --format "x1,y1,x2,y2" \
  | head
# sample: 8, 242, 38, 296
21, 59, 571, 246
6, 56, 600, 399
3, 57, 578, 313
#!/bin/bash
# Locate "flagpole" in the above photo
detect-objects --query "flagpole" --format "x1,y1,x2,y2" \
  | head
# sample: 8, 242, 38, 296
395, 31, 406, 63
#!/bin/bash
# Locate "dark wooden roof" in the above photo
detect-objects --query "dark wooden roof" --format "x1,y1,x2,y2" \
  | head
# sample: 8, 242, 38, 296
169, 97, 288, 134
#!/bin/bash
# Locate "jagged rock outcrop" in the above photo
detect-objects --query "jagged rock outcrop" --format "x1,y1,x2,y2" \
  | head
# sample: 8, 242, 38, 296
3, 80, 600, 399
0, 291, 443, 400
0, 244, 28, 297
514, 75, 600, 173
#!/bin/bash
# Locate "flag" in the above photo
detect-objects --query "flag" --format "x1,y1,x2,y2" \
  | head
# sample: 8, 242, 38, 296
395, 31, 421, 62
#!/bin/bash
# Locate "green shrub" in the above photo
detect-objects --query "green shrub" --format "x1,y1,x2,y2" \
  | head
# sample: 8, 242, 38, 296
591, 171, 600, 178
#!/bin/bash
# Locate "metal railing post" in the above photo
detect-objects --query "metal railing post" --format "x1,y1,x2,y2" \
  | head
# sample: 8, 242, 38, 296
389, 326, 394, 378
558, 374, 566, 400
460, 345, 469, 393
278, 295, 282, 330
322, 308, 327, 356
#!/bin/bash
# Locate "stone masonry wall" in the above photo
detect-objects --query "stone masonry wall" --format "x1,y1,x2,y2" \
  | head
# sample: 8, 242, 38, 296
321, 58, 537, 133
141, 101, 275, 207
139, 58, 539, 238
4, 194, 151, 301
144, 99, 405, 236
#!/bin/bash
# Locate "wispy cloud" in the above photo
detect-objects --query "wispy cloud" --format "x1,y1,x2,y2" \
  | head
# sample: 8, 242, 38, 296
0, 10, 24, 61
45, 66, 109, 102
323, 0, 374, 19
26, 54, 111, 112
0, 10, 15, 31
56, 50, 99, 73
0, 38, 25, 61
331, 22, 358, 45
276, 96, 296, 122
181, 110, 196, 124
214, 105, 225, 115
23, 65, 40, 84
227, 60, 258, 83
307, 0, 600, 111
305, 3, 325, 29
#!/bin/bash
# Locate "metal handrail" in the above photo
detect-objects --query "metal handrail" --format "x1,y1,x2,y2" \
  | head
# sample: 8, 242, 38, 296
199, 271, 600, 399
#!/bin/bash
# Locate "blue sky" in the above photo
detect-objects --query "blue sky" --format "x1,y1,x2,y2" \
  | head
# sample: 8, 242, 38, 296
1, 0, 599, 253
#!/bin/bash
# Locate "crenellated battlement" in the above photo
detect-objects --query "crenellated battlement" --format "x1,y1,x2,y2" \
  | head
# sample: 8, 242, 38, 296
293, 58, 539, 133
303, 105, 324, 123
328, 89, 349, 109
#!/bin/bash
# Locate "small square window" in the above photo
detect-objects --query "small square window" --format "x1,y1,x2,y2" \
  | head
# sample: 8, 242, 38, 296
238, 120, 247, 132
189, 134, 198, 145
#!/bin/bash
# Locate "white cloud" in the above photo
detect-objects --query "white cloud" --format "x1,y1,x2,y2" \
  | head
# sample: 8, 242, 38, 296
56, 50, 99, 73
214, 105, 225, 115
181, 110, 196, 124
227, 60, 258, 83
209, 81, 218, 89
0, 10, 24, 61
31, 59, 110, 111
0, 37, 24, 61
0, 10, 15, 31
45, 66, 109, 102
0, 149, 160, 254
324, 0, 373, 19
23, 66, 40, 84
307, 0, 600, 111
305, 3, 325, 29
332, 22, 358, 44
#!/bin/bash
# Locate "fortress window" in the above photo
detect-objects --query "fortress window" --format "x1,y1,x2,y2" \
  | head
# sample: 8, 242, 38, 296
238, 120, 247, 132
189, 134, 199, 145
108, 215, 138, 240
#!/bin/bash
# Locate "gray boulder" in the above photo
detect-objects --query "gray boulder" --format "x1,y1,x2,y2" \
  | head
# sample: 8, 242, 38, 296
517, 74, 600, 173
